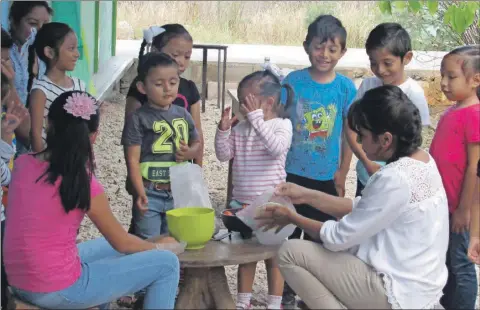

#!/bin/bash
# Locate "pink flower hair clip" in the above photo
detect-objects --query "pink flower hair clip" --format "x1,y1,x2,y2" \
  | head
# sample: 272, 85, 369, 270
64, 92, 99, 120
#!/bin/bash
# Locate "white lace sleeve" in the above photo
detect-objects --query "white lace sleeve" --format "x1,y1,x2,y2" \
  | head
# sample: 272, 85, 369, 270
320, 167, 411, 252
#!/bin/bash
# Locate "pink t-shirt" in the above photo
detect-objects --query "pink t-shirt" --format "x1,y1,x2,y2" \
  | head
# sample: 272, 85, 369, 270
430, 103, 480, 213
3, 155, 104, 293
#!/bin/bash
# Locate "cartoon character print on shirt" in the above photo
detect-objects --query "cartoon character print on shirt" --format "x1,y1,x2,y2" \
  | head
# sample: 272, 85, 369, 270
303, 105, 337, 139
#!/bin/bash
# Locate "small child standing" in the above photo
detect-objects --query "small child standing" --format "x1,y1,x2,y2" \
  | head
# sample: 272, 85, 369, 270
215, 70, 294, 309
280, 15, 357, 307
345, 23, 431, 196
27, 22, 85, 153
430, 45, 480, 310
122, 52, 201, 240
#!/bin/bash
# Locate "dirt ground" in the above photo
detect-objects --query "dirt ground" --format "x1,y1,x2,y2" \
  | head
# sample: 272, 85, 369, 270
79, 92, 478, 309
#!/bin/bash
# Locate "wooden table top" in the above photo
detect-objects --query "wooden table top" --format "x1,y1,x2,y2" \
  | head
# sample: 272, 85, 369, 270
178, 239, 280, 268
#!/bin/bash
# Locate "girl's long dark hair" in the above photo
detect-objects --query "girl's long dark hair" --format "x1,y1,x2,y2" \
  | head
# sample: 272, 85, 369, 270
38, 90, 100, 213
26, 22, 72, 107
347, 85, 422, 164
237, 70, 295, 119
138, 24, 192, 64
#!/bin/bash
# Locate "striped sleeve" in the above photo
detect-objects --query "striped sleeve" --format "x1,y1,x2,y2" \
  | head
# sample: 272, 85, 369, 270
215, 127, 235, 162
246, 110, 293, 157
0, 141, 14, 186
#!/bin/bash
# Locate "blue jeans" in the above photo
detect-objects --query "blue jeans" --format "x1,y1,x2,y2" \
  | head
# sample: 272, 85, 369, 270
12, 237, 179, 309
441, 229, 478, 309
132, 188, 174, 239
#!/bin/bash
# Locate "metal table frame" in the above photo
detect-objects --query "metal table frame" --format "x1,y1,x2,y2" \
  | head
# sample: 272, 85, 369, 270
193, 44, 228, 113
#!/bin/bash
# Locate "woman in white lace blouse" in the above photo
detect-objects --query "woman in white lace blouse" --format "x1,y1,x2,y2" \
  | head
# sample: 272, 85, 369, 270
256, 85, 449, 309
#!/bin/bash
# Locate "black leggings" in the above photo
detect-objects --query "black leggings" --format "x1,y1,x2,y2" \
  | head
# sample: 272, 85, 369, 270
286, 173, 337, 241
1, 220, 8, 309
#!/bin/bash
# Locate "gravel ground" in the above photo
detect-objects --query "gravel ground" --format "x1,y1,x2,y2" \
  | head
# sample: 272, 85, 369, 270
78, 91, 479, 309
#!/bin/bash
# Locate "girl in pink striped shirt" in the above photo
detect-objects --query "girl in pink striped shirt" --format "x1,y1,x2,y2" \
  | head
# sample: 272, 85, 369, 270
215, 70, 294, 309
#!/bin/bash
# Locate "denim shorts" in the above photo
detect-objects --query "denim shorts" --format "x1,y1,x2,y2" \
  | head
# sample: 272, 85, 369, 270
132, 187, 174, 240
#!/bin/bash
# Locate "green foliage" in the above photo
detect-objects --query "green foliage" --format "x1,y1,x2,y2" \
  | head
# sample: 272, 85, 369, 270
378, 0, 479, 34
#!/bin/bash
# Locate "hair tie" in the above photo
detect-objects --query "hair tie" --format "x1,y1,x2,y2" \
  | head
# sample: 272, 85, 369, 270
64, 93, 98, 120
143, 26, 166, 44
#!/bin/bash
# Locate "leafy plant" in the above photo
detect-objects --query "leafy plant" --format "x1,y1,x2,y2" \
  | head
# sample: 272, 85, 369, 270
378, 0, 479, 44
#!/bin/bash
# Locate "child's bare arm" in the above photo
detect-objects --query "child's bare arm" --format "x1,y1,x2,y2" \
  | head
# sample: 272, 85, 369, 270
470, 175, 480, 238
29, 89, 47, 153
126, 145, 146, 199
345, 125, 381, 175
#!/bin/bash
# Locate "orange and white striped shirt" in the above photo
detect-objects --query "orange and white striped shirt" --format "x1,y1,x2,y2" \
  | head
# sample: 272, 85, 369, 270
215, 109, 292, 204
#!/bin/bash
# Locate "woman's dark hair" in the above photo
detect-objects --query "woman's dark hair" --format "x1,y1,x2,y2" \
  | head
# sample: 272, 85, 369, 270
445, 45, 480, 100
38, 90, 100, 213
1, 72, 10, 99
26, 22, 73, 107
1, 28, 13, 49
9, 1, 53, 29
347, 85, 422, 163
237, 70, 295, 119
138, 24, 192, 64
305, 15, 347, 50
137, 52, 178, 82
365, 23, 412, 60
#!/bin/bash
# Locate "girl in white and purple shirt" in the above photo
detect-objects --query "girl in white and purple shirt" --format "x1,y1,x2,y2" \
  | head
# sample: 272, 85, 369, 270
215, 70, 294, 309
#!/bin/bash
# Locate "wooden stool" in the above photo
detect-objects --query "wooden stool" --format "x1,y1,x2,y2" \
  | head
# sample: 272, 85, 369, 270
176, 239, 280, 309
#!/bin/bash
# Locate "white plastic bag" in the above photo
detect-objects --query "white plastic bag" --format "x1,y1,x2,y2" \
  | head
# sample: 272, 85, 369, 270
170, 163, 212, 209
236, 188, 296, 245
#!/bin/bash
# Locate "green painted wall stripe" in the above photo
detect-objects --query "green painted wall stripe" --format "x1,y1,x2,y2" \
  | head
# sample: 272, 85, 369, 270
112, 0, 117, 56
93, 1, 100, 73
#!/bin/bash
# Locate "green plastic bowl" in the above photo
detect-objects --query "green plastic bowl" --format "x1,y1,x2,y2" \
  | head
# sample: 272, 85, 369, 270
166, 207, 215, 250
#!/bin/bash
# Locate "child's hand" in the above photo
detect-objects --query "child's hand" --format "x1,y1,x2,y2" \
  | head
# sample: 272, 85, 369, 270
451, 206, 470, 234
240, 94, 262, 116
136, 195, 149, 215
219, 107, 238, 131
468, 237, 480, 265
175, 140, 194, 162
1, 100, 28, 134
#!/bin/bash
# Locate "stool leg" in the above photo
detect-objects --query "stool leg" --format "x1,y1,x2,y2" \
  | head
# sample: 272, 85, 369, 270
176, 268, 212, 309
207, 267, 235, 309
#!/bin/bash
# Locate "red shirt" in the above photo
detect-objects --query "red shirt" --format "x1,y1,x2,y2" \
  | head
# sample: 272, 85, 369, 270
430, 103, 480, 213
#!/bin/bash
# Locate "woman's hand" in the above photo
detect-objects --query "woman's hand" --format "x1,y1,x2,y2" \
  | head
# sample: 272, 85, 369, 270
255, 204, 293, 233
468, 237, 480, 265
275, 182, 310, 205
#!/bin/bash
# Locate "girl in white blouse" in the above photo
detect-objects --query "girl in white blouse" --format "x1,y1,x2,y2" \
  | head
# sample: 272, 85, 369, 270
256, 85, 449, 309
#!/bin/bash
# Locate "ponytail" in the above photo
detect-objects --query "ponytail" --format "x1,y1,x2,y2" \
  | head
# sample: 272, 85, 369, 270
26, 44, 36, 108
280, 84, 295, 118
38, 91, 99, 213
138, 39, 147, 65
